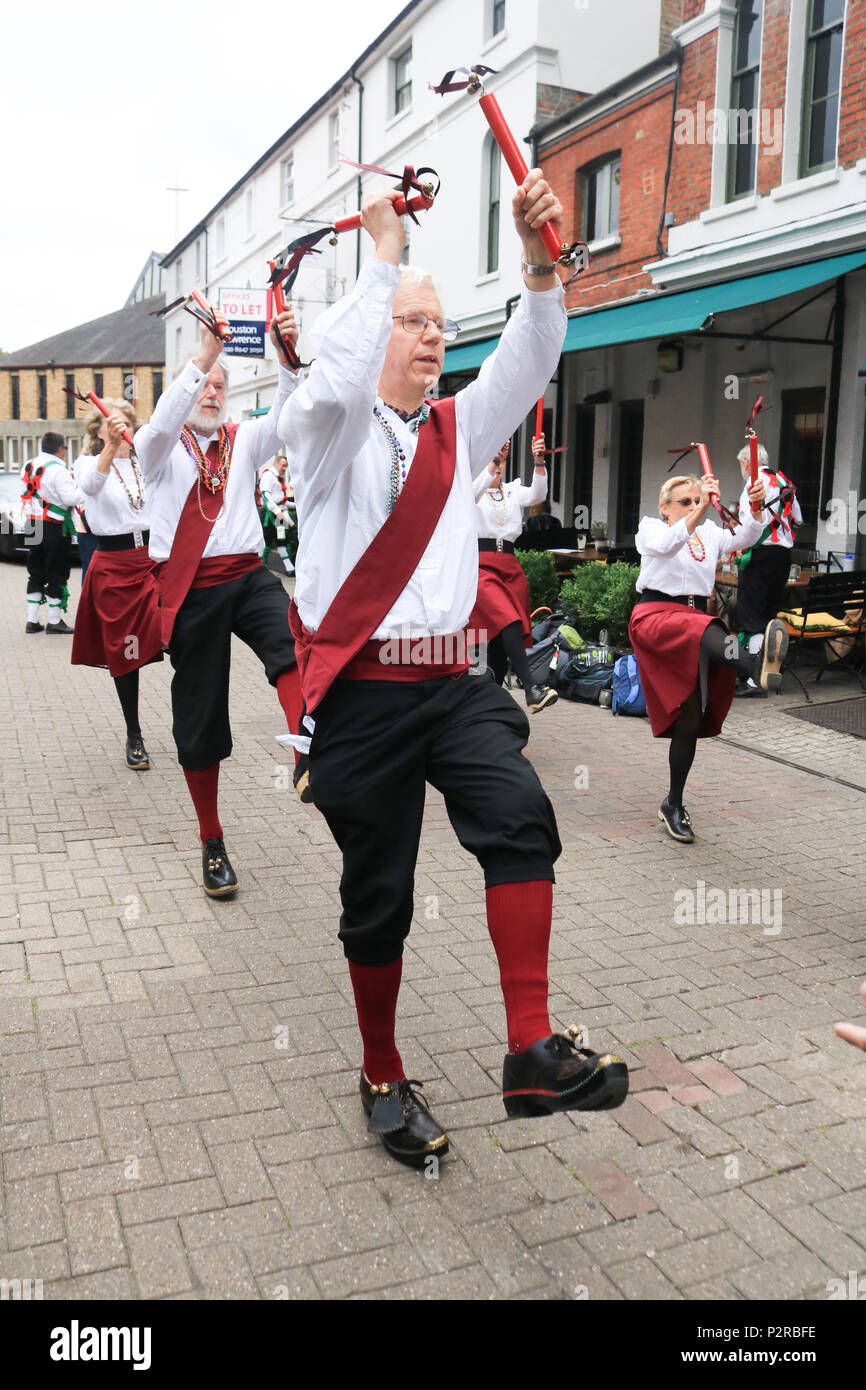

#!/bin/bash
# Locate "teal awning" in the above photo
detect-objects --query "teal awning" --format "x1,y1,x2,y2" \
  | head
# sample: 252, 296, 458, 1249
443, 250, 866, 372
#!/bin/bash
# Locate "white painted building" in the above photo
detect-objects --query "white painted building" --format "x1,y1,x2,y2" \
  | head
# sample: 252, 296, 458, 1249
161, 0, 673, 420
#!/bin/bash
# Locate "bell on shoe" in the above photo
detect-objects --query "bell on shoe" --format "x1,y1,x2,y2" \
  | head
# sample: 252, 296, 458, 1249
502, 1026, 629, 1118
658, 799, 695, 843
359, 1072, 449, 1169
201, 837, 238, 898
126, 737, 150, 771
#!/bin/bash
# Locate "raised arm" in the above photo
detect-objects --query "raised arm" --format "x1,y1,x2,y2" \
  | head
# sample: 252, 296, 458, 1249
473, 464, 495, 502
243, 308, 301, 469
134, 361, 207, 482
514, 468, 548, 508
457, 172, 567, 471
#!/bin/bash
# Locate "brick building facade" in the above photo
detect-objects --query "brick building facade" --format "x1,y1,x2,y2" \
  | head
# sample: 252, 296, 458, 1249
0, 293, 165, 472
445, 0, 866, 565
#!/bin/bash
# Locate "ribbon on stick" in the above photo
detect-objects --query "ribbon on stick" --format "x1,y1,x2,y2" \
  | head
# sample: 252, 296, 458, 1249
431, 64, 589, 278
62, 385, 136, 451
150, 288, 232, 343
666, 442, 740, 533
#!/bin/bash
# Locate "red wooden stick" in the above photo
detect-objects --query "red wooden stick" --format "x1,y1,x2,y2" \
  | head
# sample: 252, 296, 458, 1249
748, 433, 761, 517
85, 392, 135, 450
334, 189, 435, 235
533, 398, 544, 442
479, 91, 565, 266
191, 288, 233, 342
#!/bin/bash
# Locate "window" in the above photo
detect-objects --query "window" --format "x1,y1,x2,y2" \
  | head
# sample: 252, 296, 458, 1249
245, 187, 254, 236
492, 0, 506, 35
38, 374, 47, 420
393, 45, 412, 115
728, 0, 763, 199
175, 327, 183, 362
153, 370, 163, 405
328, 111, 340, 168
215, 216, 226, 261
617, 401, 644, 539
65, 373, 75, 418
0, 439, 4, 467
582, 157, 621, 243
779, 387, 825, 545
11, 374, 20, 420
485, 135, 501, 274
175, 259, 183, 295
94, 373, 103, 398
195, 240, 202, 281
801, 0, 845, 175
8, 438, 18, 466
282, 153, 294, 206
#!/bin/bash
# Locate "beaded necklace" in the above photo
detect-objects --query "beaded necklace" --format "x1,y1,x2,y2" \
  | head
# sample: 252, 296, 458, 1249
686, 529, 706, 562
373, 406, 410, 513
487, 485, 508, 527
110, 457, 145, 513
181, 426, 232, 523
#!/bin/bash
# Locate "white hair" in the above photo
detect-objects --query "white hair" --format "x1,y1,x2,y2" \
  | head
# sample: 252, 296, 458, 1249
173, 354, 231, 391
737, 441, 768, 473
399, 265, 438, 293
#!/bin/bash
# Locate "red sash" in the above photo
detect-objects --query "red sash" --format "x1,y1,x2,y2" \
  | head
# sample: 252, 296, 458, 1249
290, 396, 458, 712
157, 423, 240, 647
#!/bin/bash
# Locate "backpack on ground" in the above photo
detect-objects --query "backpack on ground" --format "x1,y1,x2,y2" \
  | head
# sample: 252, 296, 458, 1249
611, 654, 647, 717
554, 646, 615, 704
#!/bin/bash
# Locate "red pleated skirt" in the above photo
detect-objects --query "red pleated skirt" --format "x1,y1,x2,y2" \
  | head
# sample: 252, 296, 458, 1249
72, 547, 164, 678
628, 601, 735, 738
468, 551, 531, 645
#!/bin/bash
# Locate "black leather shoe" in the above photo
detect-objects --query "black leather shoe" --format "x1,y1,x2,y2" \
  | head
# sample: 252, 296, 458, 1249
25, 622, 44, 634
734, 681, 767, 699
202, 838, 238, 897
526, 683, 558, 713
658, 798, 695, 843
359, 1073, 449, 1169
502, 1027, 629, 1118
125, 737, 150, 771
293, 754, 314, 804
757, 619, 789, 691
46, 619, 73, 634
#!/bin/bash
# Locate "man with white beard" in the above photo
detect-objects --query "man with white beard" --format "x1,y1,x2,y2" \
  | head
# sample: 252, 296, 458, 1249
136, 306, 305, 896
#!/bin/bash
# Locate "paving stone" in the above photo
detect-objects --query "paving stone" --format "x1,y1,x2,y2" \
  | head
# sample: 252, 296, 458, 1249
655, 1229, 759, 1286
65, 1196, 127, 1275
607, 1254, 684, 1299
152, 1124, 214, 1183
5, 1177, 65, 1249
568, 1159, 656, 1220
125, 1220, 194, 1299
728, 1251, 838, 1300
187, 1243, 260, 1299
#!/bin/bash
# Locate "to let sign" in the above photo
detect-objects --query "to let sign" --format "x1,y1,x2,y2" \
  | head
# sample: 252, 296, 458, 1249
218, 287, 268, 357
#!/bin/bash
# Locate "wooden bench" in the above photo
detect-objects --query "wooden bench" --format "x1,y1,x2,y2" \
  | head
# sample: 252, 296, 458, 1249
777, 569, 866, 702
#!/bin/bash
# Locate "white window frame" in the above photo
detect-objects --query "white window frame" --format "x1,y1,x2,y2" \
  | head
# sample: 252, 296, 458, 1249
328, 111, 340, 170
582, 156, 621, 244
392, 44, 412, 117
214, 215, 226, 262
175, 259, 183, 296
485, 0, 507, 41
245, 186, 255, 239
282, 152, 295, 207
481, 132, 502, 277
726, 0, 764, 202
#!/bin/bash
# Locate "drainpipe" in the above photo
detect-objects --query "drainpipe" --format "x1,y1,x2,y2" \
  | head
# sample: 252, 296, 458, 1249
656, 41, 683, 260
351, 70, 365, 278
821, 276, 846, 521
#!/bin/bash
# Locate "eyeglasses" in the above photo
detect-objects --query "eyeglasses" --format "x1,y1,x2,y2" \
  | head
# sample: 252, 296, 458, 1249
392, 313, 460, 343
674, 497, 701, 508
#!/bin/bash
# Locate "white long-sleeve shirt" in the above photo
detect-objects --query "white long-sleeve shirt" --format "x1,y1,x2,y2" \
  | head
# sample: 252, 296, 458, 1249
737, 466, 802, 549
135, 361, 301, 562
22, 453, 84, 516
473, 468, 548, 542
635, 513, 765, 597
280, 257, 566, 637
259, 466, 290, 520
75, 455, 151, 535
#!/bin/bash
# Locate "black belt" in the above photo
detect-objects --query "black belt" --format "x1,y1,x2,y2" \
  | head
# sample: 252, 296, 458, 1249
638, 588, 708, 612
95, 529, 150, 552
479, 538, 515, 555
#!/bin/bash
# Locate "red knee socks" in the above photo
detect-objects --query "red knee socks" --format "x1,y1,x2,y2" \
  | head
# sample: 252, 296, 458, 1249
184, 764, 223, 843
348, 958, 405, 1085
276, 667, 303, 767
486, 881, 553, 1055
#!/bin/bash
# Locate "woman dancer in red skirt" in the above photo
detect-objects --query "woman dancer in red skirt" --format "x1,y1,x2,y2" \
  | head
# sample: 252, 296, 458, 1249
469, 434, 556, 712
629, 470, 787, 843
71, 404, 163, 770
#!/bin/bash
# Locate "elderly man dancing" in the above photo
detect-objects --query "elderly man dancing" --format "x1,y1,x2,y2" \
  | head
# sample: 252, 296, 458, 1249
135, 307, 303, 897
280, 174, 628, 1169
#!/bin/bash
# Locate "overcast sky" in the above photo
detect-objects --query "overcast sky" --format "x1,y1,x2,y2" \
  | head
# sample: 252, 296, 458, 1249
1, 0, 410, 352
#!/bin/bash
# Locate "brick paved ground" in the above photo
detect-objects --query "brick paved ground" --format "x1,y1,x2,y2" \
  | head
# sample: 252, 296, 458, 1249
1, 561, 864, 1301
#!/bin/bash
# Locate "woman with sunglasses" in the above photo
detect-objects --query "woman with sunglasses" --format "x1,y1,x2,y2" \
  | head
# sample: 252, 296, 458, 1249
469, 434, 557, 712
629, 470, 787, 843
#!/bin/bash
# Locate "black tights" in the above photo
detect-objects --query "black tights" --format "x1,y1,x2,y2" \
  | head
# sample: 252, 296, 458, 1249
488, 621, 534, 692
114, 671, 141, 740
667, 623, 757, 807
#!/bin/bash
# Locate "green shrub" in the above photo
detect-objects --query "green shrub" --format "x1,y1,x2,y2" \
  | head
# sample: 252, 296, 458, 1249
516, 549, 560, 613
559, 562, 640, 645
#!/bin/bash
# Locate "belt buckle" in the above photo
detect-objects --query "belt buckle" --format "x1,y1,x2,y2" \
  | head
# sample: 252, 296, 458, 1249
496, 537, 504, 553
133, 529, 144, 549
688, 595, 696, 609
